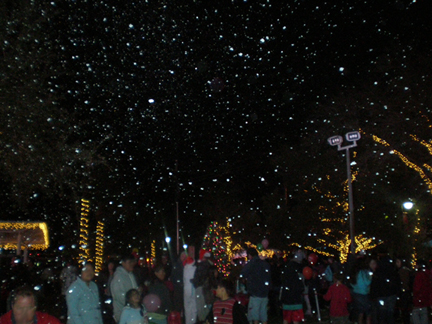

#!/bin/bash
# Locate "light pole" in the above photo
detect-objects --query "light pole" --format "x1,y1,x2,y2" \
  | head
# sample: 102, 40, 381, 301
402, 201, 418, 266
174, 160, 180, 256
402, 201, 414, 232
328, 131, 361, 256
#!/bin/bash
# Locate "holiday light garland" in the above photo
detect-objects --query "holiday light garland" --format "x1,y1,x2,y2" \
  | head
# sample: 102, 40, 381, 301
372, 130, 432, 264
0, 222, 49, 250
411, 208, 421, 267
79, 199, 91, 263
95, 221, 104, 273
373, 135, 432, 191
411, 134, 432, 156
288, 242, 334, 257
412, 247, 417, 268
151, 240, 156, 266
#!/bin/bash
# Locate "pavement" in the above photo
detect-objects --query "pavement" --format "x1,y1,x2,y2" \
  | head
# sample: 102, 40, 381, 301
267, 306, 332, 324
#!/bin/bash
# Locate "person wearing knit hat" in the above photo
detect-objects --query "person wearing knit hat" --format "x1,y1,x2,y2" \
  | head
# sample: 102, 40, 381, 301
199, 249, 211, 261
184, 257, 195, 267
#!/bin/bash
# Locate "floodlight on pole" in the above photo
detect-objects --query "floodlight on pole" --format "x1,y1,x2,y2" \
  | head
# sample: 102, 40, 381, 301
327, 131, 361, 256
403, 201, 414, 210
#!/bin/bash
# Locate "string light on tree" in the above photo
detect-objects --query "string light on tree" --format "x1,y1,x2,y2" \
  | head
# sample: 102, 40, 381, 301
411, 208, 421, 267
202, 220, 234, 276
327, 234, 381, 263
373, 135, 432, 191
288, 242, 334, 258
0, 222, 49, 250
151, 240, 156, 267
95, 221, 104, 273
79, 199, 91, 264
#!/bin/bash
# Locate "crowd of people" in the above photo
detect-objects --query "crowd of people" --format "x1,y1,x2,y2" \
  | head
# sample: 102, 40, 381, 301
0, 247, 432, 324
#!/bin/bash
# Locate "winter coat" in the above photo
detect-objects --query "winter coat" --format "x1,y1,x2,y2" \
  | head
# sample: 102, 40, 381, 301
111, 266, 139, 322
170, 259, 184, 287
413, 269, 432, 308
351, 270, 372, 295
208, 298, 248, 324
183, 263, 197, 324
148, 279, 173, 315
240, 256, 271, 298
66, 277, 103, 324
191, 260, 212, 288
280, 261, 304, 306
323, 282, 352, 317
184, 263, 196, 298
0, 311, 62, 324
119, 305, 146, 324
370, 257, 400, 299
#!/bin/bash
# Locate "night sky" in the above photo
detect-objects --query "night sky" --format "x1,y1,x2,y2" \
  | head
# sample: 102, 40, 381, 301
1, 0, 431, 256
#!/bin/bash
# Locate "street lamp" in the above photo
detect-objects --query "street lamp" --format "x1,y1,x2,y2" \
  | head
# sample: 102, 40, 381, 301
328, 131, 361, 256
402, 201, 419, 266
403, 201, 414, 210
402, 201, 414, 232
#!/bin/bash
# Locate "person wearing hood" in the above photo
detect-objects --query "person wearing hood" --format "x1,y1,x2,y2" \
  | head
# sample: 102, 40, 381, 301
111, 255, 139, 322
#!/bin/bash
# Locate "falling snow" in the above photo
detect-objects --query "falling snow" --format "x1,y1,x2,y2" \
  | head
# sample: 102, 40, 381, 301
0, 0, 431, 259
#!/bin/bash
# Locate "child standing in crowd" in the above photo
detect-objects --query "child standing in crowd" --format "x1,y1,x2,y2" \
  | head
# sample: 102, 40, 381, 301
206, 279, 248, 324
119, 289, 148, 324
323, 273, 352, 324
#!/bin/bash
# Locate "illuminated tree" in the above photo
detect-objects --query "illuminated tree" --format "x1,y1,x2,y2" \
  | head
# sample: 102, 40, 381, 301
270, 48, 432, 259
263, 152, 382, 261
202, 220, 235, 276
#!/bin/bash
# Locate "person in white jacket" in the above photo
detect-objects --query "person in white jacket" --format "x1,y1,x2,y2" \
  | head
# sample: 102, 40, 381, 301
111, 255, 139, 322
183, 257, 197, 324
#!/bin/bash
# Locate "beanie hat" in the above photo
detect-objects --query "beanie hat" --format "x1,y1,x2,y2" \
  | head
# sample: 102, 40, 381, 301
199, 249, 211, 260
183, 257, 194, 266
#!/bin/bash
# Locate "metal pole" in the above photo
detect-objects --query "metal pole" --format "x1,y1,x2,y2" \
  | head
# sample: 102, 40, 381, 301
314, 288, 321, 321
176, 201, 179, 255
346, 148, 355, 255
175, 160, 180, 256
328, 132, 360, 257
16, 232, 22, 256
